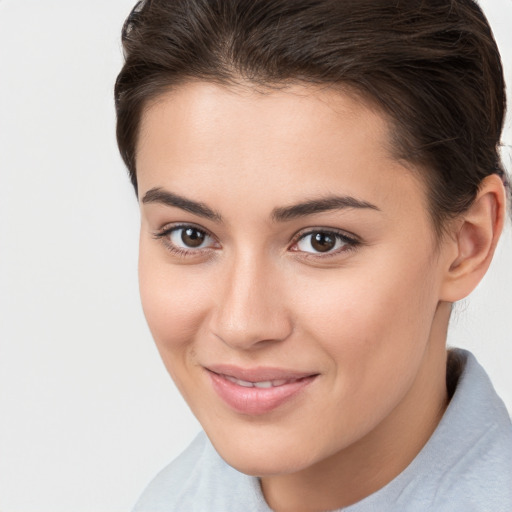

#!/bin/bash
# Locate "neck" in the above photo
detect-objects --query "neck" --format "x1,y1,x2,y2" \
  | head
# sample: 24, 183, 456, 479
260, 301, 451, 512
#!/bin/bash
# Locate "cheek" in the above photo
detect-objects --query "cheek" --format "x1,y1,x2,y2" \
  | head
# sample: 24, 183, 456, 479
138, 245, 211, 361
298, 263, 432, 336
292, 251, 438, 394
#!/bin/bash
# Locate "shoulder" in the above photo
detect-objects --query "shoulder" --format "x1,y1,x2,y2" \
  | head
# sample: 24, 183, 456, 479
409, 350, 512, 511
429, 350, 512, 511
346, 349, 512, 512
132, 431, 269, 512
132, 432, 209, 512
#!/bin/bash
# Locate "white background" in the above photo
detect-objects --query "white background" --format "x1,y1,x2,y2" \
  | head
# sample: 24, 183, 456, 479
0, 1, 511, 511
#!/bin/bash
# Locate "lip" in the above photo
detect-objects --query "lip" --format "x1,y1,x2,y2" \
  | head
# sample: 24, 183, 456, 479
205, 364, 318, 415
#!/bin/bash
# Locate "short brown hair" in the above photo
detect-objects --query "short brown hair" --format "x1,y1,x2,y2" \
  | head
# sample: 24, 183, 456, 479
115, 0, 508, 233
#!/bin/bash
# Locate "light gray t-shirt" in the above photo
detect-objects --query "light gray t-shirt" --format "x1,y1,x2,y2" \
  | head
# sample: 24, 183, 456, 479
133, 350, 512, 511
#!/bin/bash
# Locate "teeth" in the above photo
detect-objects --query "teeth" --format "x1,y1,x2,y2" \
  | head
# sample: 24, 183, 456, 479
225, 376, 254, 387
254, 381, 272, 389
224, 375, 295, 388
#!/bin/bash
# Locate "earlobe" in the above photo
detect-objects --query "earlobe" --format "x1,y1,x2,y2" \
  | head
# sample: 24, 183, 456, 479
440, 174, 506, 302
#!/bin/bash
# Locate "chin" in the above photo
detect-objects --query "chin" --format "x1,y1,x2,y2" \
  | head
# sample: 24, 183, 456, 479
205, 426, 323, 477
221, 450, 311, 478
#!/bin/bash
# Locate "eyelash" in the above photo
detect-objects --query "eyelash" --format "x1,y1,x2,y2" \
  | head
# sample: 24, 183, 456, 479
290, 228, 361, 259
153, 224, 361, 259
153, 223, 218, 258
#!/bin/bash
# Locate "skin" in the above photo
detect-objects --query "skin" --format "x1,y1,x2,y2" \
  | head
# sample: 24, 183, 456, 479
135, 81, 505, 512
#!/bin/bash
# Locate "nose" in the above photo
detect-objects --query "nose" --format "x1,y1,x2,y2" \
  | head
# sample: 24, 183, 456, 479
209, 253, 293, 351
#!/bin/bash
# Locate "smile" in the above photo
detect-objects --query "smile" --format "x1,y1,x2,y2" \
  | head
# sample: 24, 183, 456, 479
205, 366, 318, 415
223, 375, 298, 388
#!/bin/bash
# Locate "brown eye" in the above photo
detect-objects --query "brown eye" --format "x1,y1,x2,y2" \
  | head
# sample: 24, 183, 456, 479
295, 230, 353, 255
181, 228, 206, 247
168, 226, 212, 250
310, 232, 336, 252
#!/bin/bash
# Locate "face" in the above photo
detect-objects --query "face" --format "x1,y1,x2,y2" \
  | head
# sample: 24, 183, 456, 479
136, 82, 451, 477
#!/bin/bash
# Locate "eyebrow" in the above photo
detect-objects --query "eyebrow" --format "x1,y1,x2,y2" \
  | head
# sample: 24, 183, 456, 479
142, 187, 223, 222
141, 187, 380, 223
271, 196, 380, 222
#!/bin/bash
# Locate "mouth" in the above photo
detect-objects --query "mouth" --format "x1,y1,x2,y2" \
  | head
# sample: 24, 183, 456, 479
222, 375, 302, 388
205, 365, 319, 415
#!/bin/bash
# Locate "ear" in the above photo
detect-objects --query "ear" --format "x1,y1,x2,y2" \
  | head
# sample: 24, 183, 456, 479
440, 174, 507, 302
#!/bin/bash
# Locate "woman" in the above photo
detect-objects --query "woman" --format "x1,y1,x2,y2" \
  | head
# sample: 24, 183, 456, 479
115, 0, 512, 510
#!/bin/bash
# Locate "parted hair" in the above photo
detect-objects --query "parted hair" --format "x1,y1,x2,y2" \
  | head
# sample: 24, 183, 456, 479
115, 0, 508, 233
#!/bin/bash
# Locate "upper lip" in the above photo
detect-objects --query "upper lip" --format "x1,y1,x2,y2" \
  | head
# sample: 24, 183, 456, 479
205, 364, 318, 382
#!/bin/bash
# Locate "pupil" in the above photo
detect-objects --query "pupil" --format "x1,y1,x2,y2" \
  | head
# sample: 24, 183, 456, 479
311, 232, 335, 252
181, 228, 205, 248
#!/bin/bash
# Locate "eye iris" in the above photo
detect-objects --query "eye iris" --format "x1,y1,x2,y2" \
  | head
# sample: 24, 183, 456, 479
311, 232, 336, 252
181, 228, 205, 248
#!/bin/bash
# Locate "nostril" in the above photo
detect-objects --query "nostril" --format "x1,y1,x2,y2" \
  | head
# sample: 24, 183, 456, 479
212, 331, 288, 351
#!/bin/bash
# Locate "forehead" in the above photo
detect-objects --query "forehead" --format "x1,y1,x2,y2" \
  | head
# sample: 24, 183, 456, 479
138, 81, 391, 169
136, 81, 429, 222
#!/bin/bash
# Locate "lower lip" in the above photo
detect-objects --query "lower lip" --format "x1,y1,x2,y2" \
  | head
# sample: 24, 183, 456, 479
208, 371, 316, 415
